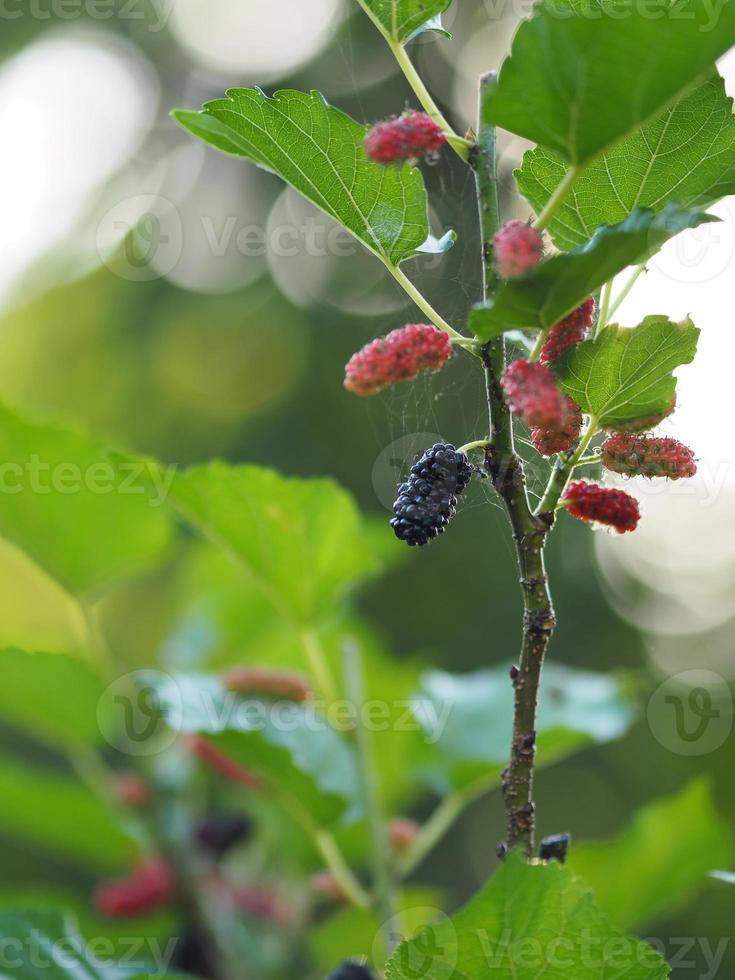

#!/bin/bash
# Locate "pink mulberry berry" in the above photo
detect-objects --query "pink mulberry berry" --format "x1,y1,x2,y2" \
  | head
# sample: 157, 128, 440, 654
494, 220, 544, 279
601, 433, 696, 480
188, 735, 262, 789
501, 359, 570, 429
531, 398, 583, 456
389, 818, 420, 852
344, 323, 452, 396
562, 480, 640, 533
608, 396, 677, 434
94, 858, 175, 918
114, 771, 150, 808
539, 298, 596, 365
364, 112, 446, 164
223, 666, 312, 702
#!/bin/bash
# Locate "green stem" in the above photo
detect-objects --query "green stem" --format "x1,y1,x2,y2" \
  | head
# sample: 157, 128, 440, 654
535, 418, 600, 517
343, 641, 397, 960
532, 165, 583, 233
608, 263, 648, 321
301, 627, 340, 706
457, 439, 490, 455
314, 829, 373, 910
388, 40, 472, 160
473, 73, 556, 856
598, 280, 613, 332
386, 262, 465, 341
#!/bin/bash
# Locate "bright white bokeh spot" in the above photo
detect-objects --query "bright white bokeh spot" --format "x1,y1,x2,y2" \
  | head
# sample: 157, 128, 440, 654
170, 0, 344, 79
0, 31, 158, 306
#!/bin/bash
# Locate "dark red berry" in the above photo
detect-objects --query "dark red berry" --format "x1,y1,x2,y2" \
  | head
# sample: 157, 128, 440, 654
601, 433, 696, 479
94, 858, 175, 918
223, 666, 312, 702
391, 443, 473, 546
539, 298, 595, 365
364, 112, 446, 164
494, 220, 544, 279
531, 398, 583, 456
562, 480, 640, 533
188, 735, 262, 789
502, 360, 571, 429
194, 812, 253, 855
344, 323, 452, 396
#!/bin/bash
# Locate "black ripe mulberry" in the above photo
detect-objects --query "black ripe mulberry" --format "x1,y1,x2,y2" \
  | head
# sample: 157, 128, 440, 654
391, 443, 472, 546
327, 964, 374, 980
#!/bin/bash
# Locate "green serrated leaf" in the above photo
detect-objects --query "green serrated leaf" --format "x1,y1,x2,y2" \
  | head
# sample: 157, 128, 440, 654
484, 0, 735, 166
412, 663, 635, 792
469, 205, 714, 339
0, 908, 170, 980
555, 315, 699, 426
150, 462, 376, 623
517, 75, 735, 250
386, 852, 669, 979
570, 779, 733, 931
173, 88, 446, 267
357, 0, 452, 42
0, 755, 133, 872
0, 649, 104, 750
145, 671, 360, 827
0, 403, 171, 597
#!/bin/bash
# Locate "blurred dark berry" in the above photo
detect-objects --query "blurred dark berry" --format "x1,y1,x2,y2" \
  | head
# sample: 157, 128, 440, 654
194, 812, 253, 855
539, 832, 571, 864
327, 963, 374, 980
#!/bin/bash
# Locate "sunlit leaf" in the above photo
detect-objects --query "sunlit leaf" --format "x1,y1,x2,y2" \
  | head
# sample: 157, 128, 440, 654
570, 779, 733, 930
0, 403, 171, 597
386, 853, 669, 979
412, 662, 635, 792
145, 671, 360, 827
0, 648, 104, 750
484, 0, 735, 165
357, 0, 452, 41
174, 88, 447, 266
516, 75, 735, 249
555, 315, 699, 426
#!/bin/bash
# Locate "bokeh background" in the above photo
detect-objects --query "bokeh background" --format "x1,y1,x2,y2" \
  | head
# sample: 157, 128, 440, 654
1, 0, 734, 976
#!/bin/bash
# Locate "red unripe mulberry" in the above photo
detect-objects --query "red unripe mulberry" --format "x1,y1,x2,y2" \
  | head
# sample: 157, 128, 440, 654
389, 818, 420, 852
494, 220, 544, 279
94, 858, 175, 918
188, 735, 262, 789
114, 771, 150, 808
608, 396, 677, 434
562, 480, 640, 533
601, 433, 696, 480
344, 323, 452, 396
501, 359, 571, 429
539, 298, 595, 365
223, 666, 312, 702
531, 398, 583, 456
311, 871, 348, 903
364, 112, 446, 164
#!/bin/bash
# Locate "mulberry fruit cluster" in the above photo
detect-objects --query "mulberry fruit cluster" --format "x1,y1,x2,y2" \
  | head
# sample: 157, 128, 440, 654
364, 112, 446, 164
531, 397, 583, 456
502, 359, 572, 429
344, 323, 452, 396
94, 857, 175, 918
562, 480, 640, 533
609, 396, 677, 434
223, 665, 312, 702
391, 443, 473, 546
601, 433, 696, 479
494, 220, 544, 279
539, 298, 596, 365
